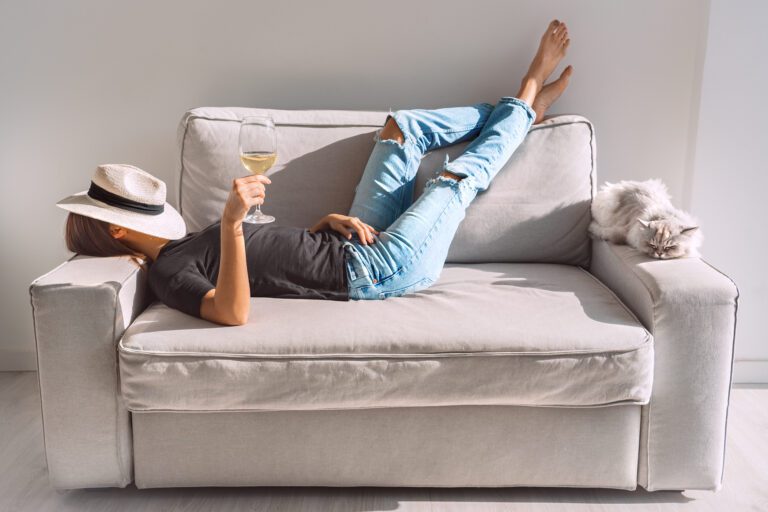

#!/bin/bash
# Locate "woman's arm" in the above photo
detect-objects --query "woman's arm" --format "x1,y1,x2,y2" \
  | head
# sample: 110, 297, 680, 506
309, 213, 379, 245
200, 175, 271, 326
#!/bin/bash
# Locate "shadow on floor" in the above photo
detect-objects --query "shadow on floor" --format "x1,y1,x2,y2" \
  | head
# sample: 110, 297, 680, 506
57, 484, 693, 512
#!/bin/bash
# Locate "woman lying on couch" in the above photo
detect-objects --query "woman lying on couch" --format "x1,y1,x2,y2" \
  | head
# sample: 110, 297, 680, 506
57, 19, 573, 326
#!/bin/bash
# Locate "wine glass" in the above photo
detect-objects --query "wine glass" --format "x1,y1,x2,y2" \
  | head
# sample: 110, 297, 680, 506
239, 115, 277, 224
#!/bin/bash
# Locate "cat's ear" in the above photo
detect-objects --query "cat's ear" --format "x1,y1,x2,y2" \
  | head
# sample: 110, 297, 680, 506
637, 218, 651, 228
681, 225, 699, 234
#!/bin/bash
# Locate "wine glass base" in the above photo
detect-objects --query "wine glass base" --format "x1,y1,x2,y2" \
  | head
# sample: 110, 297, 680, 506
242, 213, 275, 224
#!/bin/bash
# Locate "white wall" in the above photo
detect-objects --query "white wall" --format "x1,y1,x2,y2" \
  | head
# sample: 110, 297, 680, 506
690, 0, 768, 383
1, 1, 711, 370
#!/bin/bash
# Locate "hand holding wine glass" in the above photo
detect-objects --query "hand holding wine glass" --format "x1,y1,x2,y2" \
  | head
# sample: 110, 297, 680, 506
222, 174, 271, 227
239, 116, 277, 224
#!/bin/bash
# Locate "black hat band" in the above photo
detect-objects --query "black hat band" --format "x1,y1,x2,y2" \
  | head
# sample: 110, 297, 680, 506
87, 181, 164, 215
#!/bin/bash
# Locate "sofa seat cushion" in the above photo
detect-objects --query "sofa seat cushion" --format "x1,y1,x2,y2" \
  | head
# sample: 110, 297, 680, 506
118, 263, 653, 412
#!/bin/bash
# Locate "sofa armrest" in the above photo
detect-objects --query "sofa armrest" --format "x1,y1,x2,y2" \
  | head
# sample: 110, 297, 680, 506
29, 255, 149, 489
589, 240, 738, 491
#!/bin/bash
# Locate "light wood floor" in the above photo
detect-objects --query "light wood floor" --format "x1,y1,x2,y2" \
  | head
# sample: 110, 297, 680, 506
1, 371, 766, 511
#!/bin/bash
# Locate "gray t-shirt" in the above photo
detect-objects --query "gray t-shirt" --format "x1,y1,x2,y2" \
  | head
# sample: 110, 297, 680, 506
148, 221, 350, 318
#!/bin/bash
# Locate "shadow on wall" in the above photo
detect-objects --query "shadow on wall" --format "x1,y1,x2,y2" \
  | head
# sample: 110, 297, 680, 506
265, 131, 592, 268
265, 130, 378, 227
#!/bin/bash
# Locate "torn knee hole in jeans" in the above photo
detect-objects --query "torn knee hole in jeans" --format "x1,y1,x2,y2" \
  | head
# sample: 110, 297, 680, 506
427, 174, 464, 189
373, 111, 407, 149
424, 154, 478, 192
427, 154, 467, 184
373, 131, 407, 150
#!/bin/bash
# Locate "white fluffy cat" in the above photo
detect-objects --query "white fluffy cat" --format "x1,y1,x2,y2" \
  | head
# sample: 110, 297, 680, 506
589, 178, 702, 259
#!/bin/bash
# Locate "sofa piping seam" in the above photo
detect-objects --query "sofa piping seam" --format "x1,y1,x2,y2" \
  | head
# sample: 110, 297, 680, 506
700, 258, 740, 487
28, 283, 53, 486
586, 118, 596, 269
124, 400, 647, 414
599, 242, 656, 489
109, 283, 130, 485
29, 253, 77, 287
30, 256, 142, 291
578, 266, 651, 340
180, 112, 587, 130
116, 341, 652, 359
178, 113, 192, 217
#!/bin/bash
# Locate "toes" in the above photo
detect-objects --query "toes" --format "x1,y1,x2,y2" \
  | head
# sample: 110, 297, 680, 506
546, 20, 560, 40
564, 37, 571, 50
558, 24, 568, 41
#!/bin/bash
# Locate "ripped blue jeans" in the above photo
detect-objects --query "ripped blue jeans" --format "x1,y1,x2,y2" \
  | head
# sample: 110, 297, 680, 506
343, 96, 536, 300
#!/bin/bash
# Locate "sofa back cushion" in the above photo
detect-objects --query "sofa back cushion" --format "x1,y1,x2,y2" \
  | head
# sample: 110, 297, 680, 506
177, 107, 595, 265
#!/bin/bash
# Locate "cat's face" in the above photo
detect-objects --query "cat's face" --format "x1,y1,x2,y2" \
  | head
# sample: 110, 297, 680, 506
637, 218, 699, 259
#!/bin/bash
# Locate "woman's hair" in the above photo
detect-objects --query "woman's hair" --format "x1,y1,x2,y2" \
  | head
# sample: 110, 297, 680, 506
65, 212, 137, 258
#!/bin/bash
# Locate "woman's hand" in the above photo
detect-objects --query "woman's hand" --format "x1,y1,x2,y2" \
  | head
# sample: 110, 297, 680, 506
222, 175, 272, 228
309, 213, 380, 245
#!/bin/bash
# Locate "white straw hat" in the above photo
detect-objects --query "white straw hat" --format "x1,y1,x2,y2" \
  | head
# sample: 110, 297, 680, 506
56, 164, 187, 240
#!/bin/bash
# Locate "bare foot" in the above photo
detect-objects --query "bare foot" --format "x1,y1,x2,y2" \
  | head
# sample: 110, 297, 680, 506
532, 65, 573, 124
523, 19, 570, 94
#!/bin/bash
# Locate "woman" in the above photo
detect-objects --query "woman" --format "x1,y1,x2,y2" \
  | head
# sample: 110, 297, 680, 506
58, 20, 572, 326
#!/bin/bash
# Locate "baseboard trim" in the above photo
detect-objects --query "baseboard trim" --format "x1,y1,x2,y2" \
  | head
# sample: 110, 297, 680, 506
733, 360, 768, 384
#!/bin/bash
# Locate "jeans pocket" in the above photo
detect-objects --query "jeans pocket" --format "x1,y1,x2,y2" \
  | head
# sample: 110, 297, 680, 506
344, 245, 373, 285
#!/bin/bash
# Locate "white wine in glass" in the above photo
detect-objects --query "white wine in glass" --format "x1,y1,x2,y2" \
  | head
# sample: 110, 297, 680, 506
240, 152, 277, 175
239, 116, 277, 224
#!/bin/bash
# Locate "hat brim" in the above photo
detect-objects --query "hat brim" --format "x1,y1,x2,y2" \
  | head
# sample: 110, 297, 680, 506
56, 191, 187, 240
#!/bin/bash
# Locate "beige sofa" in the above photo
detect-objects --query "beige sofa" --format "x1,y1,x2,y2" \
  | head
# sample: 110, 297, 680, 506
30, 106, 738, 491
